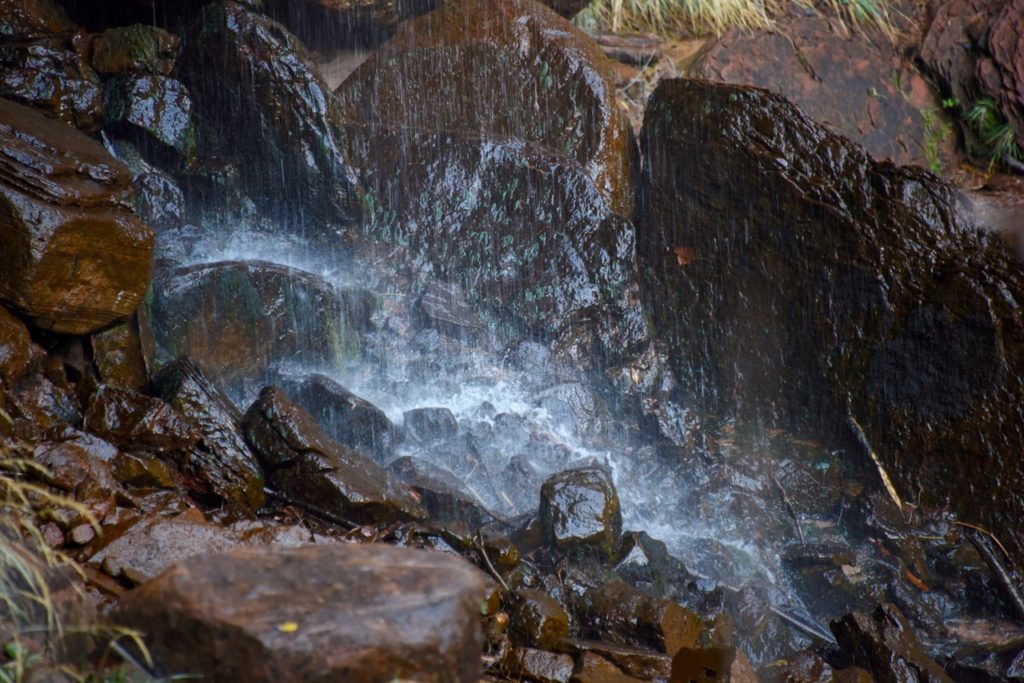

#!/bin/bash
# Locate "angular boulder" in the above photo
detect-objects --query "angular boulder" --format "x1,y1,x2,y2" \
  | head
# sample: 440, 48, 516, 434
0, 97, 153, 335
90, 314, 153, 390
539, 465, 622, 559
83, 384, 198, 454
150, 261, 359, 388
152, 357, 265, 510
337, 0, 633, 216
576, 581, 703, 656
637, 78, 1024, 566
104, 74, 195, 158
242, 386, 424, 524
84, 24, 180, 76
177, 1, 360, 226
111, 543, 486, 682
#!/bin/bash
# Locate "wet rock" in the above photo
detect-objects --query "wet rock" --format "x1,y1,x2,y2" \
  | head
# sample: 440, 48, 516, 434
105, 137, 185, 232
540, 465, 622, 560
9, 372, 82, 434
691, 7, 950, 168
0, 97, 153, 335
111, 450, 175, 489
415, 280, 485, 342
403, 406, 459, 445
346, 125, 645, 348
508, 589, 570, 650
274, 372, 395, 463
0, 0, 74, 41
572, 652, 645, 682
152, 357, 265, 509
576, 581, 703, 656
565, 640, 673, 680
759, 649, 834, 683
637, 78, 1024, 567
31, 433, 119, 501
90, 314, 152, 390
830, 603, 953, 683
614, 531, 696, 600
670, 646, 743, 683
336, 0, 633, 216
151, 261, 358, 389
83, 384, 198, 454
178, 1, 360, 227
503, 647, 575, 683
387, 455, 492, 527
0, 306, 32, 386
104, 74, 195, 158
243, 386, 424, 524
919, 0, 1024, 158
111, 543, 486, 682
85, 24, 179, 76
90, 508, 312, 584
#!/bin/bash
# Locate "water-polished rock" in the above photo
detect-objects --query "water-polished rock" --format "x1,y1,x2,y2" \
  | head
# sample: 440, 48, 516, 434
831, 603, 953, 683
178, 1, 360, 227
83, 384, 198, 454
0, 98, 153, 335
84, 24, 179, 76
152, 357, 265, 509
502, 647, 575, 683
151, 261, 358, 388
0, 0, 73, 40
104, 74, 195, 158
637, 78, 1024, 568
387, 455, 492, 527
508, 589, 570, 650
111, 543, 486, 682
274, 372, 395, 463
337, 0, 633, 216
0, 306, 32, 386
576, 581, 703, 656
539, 465, 622, 560
243, 386, 424, 524
415, 280, 485, 342
90, 314, 152, 390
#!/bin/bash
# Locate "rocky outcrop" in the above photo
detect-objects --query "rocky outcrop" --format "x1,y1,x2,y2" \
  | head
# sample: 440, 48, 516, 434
691, 7, 952, 169
177, 1, 360, 227
337, 0, 633, 216
637, 78, 1024, 567
0, 97, 153, 335
242, 386, 424, 524
150, 261, 360, 389
111, 543, 487, 682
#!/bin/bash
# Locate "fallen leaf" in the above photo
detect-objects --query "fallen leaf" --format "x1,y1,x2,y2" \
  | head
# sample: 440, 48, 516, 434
674, 246, 695, 266
278, 621, 299, 633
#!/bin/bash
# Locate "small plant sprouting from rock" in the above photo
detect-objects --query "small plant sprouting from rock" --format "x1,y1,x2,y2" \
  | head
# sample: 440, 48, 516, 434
920, 107, 952, 175
963, 98, 1023, 170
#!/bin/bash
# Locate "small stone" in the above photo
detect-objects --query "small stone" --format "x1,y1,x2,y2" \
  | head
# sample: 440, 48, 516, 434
508, 589, 570, 650
69, 523, 96, 546
503, 647, 575, 683
40, 522, 64, 548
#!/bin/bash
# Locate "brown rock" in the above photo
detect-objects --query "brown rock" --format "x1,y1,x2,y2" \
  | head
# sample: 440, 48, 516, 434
503, 647, 575, 683
85, 24, 180, 76
692, 7, 952, 169
0, 97, 153, 335
0, 306, 32, 386
577, 581, 703, 656
539, 466, 622, 560
243, 386, 424, 524
83, 384, 198, 454
111, 543, 486, 682
509, 589, 570, 650
572, 652, 645, 683
0, 0, 73, 41
90, 315, 151, 390
670, 646, 737, 683
152, 357, 265, 510
565, 641, 673, 680
759, 649, 833, 683
337, 0, 633, 216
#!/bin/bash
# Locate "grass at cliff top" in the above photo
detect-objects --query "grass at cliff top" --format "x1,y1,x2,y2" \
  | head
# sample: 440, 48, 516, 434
575, 0, 895, 37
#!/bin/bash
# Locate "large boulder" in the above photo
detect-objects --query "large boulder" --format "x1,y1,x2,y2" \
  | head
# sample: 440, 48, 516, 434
539, 465, 622, 560
636, 78, 1024, 566
177, 1, 360, 227
690, 7, 952, 169
150, 261, 362, 389
0, 97, 153, 335
242, 386, 424, 524
337, 0, 633, 217
111, 543, 487, 682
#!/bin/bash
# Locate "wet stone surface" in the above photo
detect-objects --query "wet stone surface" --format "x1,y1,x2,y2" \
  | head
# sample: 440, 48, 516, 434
540, 465, 622, 561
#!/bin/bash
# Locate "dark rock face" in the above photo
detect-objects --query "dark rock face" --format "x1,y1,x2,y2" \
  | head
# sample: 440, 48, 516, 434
415, 280, 485, 342
387, 455, 491, 527
177, 1, 360, 227
539, 465, 622, 560
104, 74, 195, 158
151, 261, 358, 388
83, 384, 198, 454
90, 315, 152, 390
242, 386, 424, 524
84, 24, 179, 76
637, 78, 1024, 566
508, 589, 570, 650
337, 0, 632, 216
831, 603, 953, 683
575, 581, 702, 656
274, 372, 395, 463
920, 0, 1024, 155
152, 357, 265, 510
691, 8, 951, 169
111, 543, 487, 682
0, 97, 153, 335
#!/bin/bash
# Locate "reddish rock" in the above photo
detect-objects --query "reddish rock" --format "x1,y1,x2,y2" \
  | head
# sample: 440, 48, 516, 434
90, 315, 151, 390
0, 0, 74, 40
503, 647, 575, 683
85, 24, 179, 76
0, 306, 32, 386
83, 384, 198, 454
0, 98, 153, 335
337, 0, 633, 216
572, 652, 645, 682
565, 641, 673, 680
576, 581, 703, 656
111, 543, 487, 682
691, 7, 952, 169
508, 589, 571, 650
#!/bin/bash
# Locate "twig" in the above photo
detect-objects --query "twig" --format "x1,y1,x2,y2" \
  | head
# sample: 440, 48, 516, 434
475, 531, 510, 592
963, 526, 1024, 621
1004, 154, 1024, 175
262, 487, 357, 530
769, 604, 838, 645
847, 416, 904, 510
772, 472, 804, 543
954, 520, 1011, 558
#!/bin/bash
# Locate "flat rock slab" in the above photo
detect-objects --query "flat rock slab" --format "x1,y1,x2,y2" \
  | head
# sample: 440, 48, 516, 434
112, 543, 486, 683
